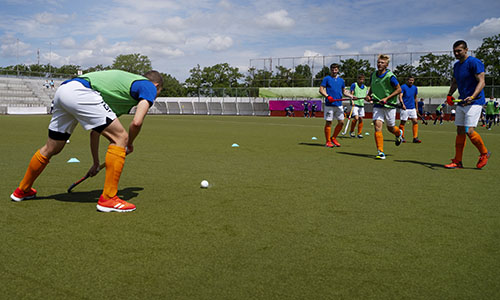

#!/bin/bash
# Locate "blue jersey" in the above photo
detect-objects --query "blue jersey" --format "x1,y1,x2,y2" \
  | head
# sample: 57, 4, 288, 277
63, 78, 157, 105
400, 84, 418, 109
418, 101, 424, 112
453, 56, 485, 105
321, 75, 345, 107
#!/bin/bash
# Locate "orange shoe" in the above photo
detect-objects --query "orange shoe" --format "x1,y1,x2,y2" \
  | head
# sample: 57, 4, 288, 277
476, 151, 491, 169
97, 195, 136, 212
331, 138, 341, 147
444, 159, 463, 169
10, 187, 37, 202
325, 141, 335, 148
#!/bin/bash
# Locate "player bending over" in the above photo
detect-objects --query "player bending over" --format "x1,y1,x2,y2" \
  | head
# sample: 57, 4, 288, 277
10, 70, 163, 212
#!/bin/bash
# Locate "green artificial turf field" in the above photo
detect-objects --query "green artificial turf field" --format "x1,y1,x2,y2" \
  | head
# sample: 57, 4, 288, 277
1, 114, 499, 299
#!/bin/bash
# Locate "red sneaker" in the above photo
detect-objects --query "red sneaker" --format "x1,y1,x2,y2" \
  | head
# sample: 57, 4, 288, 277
331, 138, 341, 147
476, 151, 491, 169
97, 195, 136, 212
325, 141, 335, 148
444, 159, 463, 169
11, 187, 37, 202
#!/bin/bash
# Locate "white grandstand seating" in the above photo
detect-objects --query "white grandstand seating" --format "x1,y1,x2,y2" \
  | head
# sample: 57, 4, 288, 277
237, 102, 253, 116
222, 102, 238, 115
207, 102, 223, 115
193, 102, 209, 115
0, 76, 272, 116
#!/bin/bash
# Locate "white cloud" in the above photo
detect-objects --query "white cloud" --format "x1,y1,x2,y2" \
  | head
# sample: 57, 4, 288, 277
0, 34, 32, 57
60, 37, 76, 48
139, 28, 186, 45
258, 9, 295, 30
362, 40, 410, 53
218, 0, 232, 9
303, 50, 322, 57
206, 35, 233, 52
34, 12, 72, 25
470, 17, 500, 38
333, 41, 351, 50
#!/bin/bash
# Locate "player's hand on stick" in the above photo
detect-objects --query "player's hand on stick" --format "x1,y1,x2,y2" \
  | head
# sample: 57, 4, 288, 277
327, 96, 334, 103
87, 163, 102, 177
126, 144, 134, 155
446, 95, 455, 106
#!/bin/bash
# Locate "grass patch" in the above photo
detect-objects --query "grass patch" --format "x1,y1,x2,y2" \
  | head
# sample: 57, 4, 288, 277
1, 115, 499, 299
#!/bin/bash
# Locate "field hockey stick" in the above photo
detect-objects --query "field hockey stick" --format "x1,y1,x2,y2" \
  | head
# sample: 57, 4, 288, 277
67, 163, 106, 193
371, 98, 404, 109
341, 106, 354, 135
418, 113, 428, 125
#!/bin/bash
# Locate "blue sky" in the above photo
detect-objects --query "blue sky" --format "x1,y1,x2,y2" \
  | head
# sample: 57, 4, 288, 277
0, 0, 499, 80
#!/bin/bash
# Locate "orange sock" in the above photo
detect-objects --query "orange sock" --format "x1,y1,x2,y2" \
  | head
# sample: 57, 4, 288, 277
392, 126, 401, 136
332, 123, 343, 139
412, 123, 418, 139
19, 150, 49, 191
375, 131, 384, 152
399, 124, 405, 137
455, 134, 467, 161
358, 122, 363, 135
350, 119, 357, 133
469, 131, 488, 155
102, 145, 126, 200
324, 125, 331, 142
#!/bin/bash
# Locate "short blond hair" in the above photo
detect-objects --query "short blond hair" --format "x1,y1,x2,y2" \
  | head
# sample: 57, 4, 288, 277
377, 54, 390, 63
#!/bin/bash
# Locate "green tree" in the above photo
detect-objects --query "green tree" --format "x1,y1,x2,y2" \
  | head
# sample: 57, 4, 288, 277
245, 67, 273, 88
159, 73, 186, 97
112, 53, 152, 75
185, 63, 243, 96
83, 64, 110, 74
55, 64, 81, 77
475, 34, 500, 88
293, 64, 312, 87
313, 66, 330, 87
339, 58, 375, 85
416, 53, 454, 86
393, 63, 417, 83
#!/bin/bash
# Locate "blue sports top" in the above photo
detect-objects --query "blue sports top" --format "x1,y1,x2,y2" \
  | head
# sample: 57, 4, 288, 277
321, 75, 345, 107
453, 56, 485, 105
400, 84, 418, 109
63, 77, 157, 105
418, 101, 424, 111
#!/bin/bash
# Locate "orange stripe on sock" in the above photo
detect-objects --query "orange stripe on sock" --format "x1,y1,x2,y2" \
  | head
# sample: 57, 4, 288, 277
324, 125, 331, 143
413, 123, 418, 139
455, 134, 466, 161
102, 145, 126, 200
19, 150, 49, 191
469, 131, 488, 155
399, 124, 405, 137
375, 131, 383, 152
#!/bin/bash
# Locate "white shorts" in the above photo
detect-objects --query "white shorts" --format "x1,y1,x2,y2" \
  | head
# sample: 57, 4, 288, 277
49, 81, 117, 135
373, 107, 396, 127
352, 106, 365, 117
324, 106, 344, 121
400, 108, 417, 121
455, 105, 482, 127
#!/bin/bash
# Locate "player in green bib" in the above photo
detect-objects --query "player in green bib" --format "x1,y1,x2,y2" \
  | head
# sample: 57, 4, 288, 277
485, 97, 497, 130
365, 54, 403, 160
11, 70, 164, 213
349, 74, 368, 138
